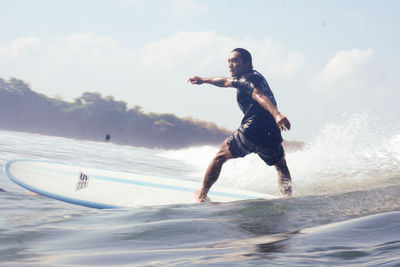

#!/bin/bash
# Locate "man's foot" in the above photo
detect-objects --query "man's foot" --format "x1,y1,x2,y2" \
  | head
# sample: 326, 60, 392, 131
194, 190, 211, 203
279, 180, 292, 197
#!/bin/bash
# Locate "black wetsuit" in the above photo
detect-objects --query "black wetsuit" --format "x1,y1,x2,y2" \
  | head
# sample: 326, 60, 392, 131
227, 70, 284, 165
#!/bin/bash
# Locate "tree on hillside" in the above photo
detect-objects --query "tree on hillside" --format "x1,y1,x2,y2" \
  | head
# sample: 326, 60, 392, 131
0, 77, 231, 148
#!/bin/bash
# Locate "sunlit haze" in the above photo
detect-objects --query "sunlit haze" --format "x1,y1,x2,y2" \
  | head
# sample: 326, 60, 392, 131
1, 0, 398, 141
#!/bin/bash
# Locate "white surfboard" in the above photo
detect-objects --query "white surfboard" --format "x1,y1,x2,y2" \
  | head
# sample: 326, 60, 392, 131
4, 159, 278, 209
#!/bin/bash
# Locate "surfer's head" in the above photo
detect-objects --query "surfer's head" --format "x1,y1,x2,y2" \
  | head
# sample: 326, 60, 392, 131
228, 48, 253, 78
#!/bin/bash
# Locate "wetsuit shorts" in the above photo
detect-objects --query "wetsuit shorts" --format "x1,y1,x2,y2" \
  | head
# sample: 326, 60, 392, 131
227, 129, 284, 166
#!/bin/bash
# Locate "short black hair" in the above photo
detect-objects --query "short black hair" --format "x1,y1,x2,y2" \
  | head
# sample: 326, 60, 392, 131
232, 48, 253, 70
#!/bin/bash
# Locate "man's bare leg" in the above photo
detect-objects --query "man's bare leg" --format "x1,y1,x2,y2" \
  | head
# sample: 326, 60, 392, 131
275, 156, 292, 197
195, 139, 233, 202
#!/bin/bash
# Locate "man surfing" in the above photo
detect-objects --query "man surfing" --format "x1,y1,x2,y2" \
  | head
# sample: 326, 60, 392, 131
188, 48, 292, 202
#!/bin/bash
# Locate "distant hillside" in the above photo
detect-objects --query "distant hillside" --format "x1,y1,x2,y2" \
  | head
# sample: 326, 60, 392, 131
0, 77, 304, 150
0, 77, 231, 149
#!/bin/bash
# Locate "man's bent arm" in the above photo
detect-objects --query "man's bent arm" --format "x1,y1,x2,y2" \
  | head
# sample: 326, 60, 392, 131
252, 88, 291, 131
188, 76, 233, 88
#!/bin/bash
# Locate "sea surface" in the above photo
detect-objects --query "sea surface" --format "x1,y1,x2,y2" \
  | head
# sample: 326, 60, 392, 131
1, 113, 399, 266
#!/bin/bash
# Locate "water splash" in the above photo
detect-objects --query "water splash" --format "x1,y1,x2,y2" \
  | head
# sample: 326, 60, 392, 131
291, 112, 400, 195
160, 112, 400, 196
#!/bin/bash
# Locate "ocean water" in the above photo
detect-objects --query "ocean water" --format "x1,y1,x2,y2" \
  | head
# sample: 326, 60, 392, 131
0, 112, 399, 266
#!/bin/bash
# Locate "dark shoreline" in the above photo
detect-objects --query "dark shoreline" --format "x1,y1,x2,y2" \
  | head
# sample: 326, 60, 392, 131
0, 77, 304, 150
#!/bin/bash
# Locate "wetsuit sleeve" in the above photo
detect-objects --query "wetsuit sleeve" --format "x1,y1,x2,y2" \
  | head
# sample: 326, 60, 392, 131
231, 75, 262, 92
231, 78, 240, 88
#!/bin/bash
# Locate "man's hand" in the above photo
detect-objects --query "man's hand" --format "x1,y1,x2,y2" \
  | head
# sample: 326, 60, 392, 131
188, 76, 232, 87
275, 113, 291, 131
188, 76, 204, 85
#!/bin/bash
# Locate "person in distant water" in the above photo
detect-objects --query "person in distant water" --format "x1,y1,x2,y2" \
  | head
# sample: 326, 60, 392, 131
188, 48, 292, 202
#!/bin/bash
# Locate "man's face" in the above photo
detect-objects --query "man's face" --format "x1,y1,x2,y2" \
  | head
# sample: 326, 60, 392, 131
228, 51, 250, 78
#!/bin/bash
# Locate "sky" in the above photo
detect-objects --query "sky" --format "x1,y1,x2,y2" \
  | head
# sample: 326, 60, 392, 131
0, 0, 399, 141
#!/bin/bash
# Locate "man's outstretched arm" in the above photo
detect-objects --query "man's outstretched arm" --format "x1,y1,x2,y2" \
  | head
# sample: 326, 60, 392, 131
188, 76, 233, 88
252, 88, 291, 131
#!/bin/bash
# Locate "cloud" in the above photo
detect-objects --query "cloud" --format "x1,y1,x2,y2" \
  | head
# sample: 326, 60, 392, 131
0, 32, 128, 66
44, 32, 127, 66
315, 48, 376, 94
241, 38, 306, 79
0, 31, 305, 100
142, 31, 232, 72
0, 32, 134, 99
141, 31, 305, 79
0, 31, 307, 132
0, 36, 41, 58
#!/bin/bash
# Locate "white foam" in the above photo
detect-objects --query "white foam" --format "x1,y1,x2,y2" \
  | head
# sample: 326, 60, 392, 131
160, 112, 400, 196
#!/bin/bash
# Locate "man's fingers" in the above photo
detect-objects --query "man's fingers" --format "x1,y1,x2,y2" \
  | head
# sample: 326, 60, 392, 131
278, 117, 291, 131
188, 76, 202, 84
284, 118, 291, 130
